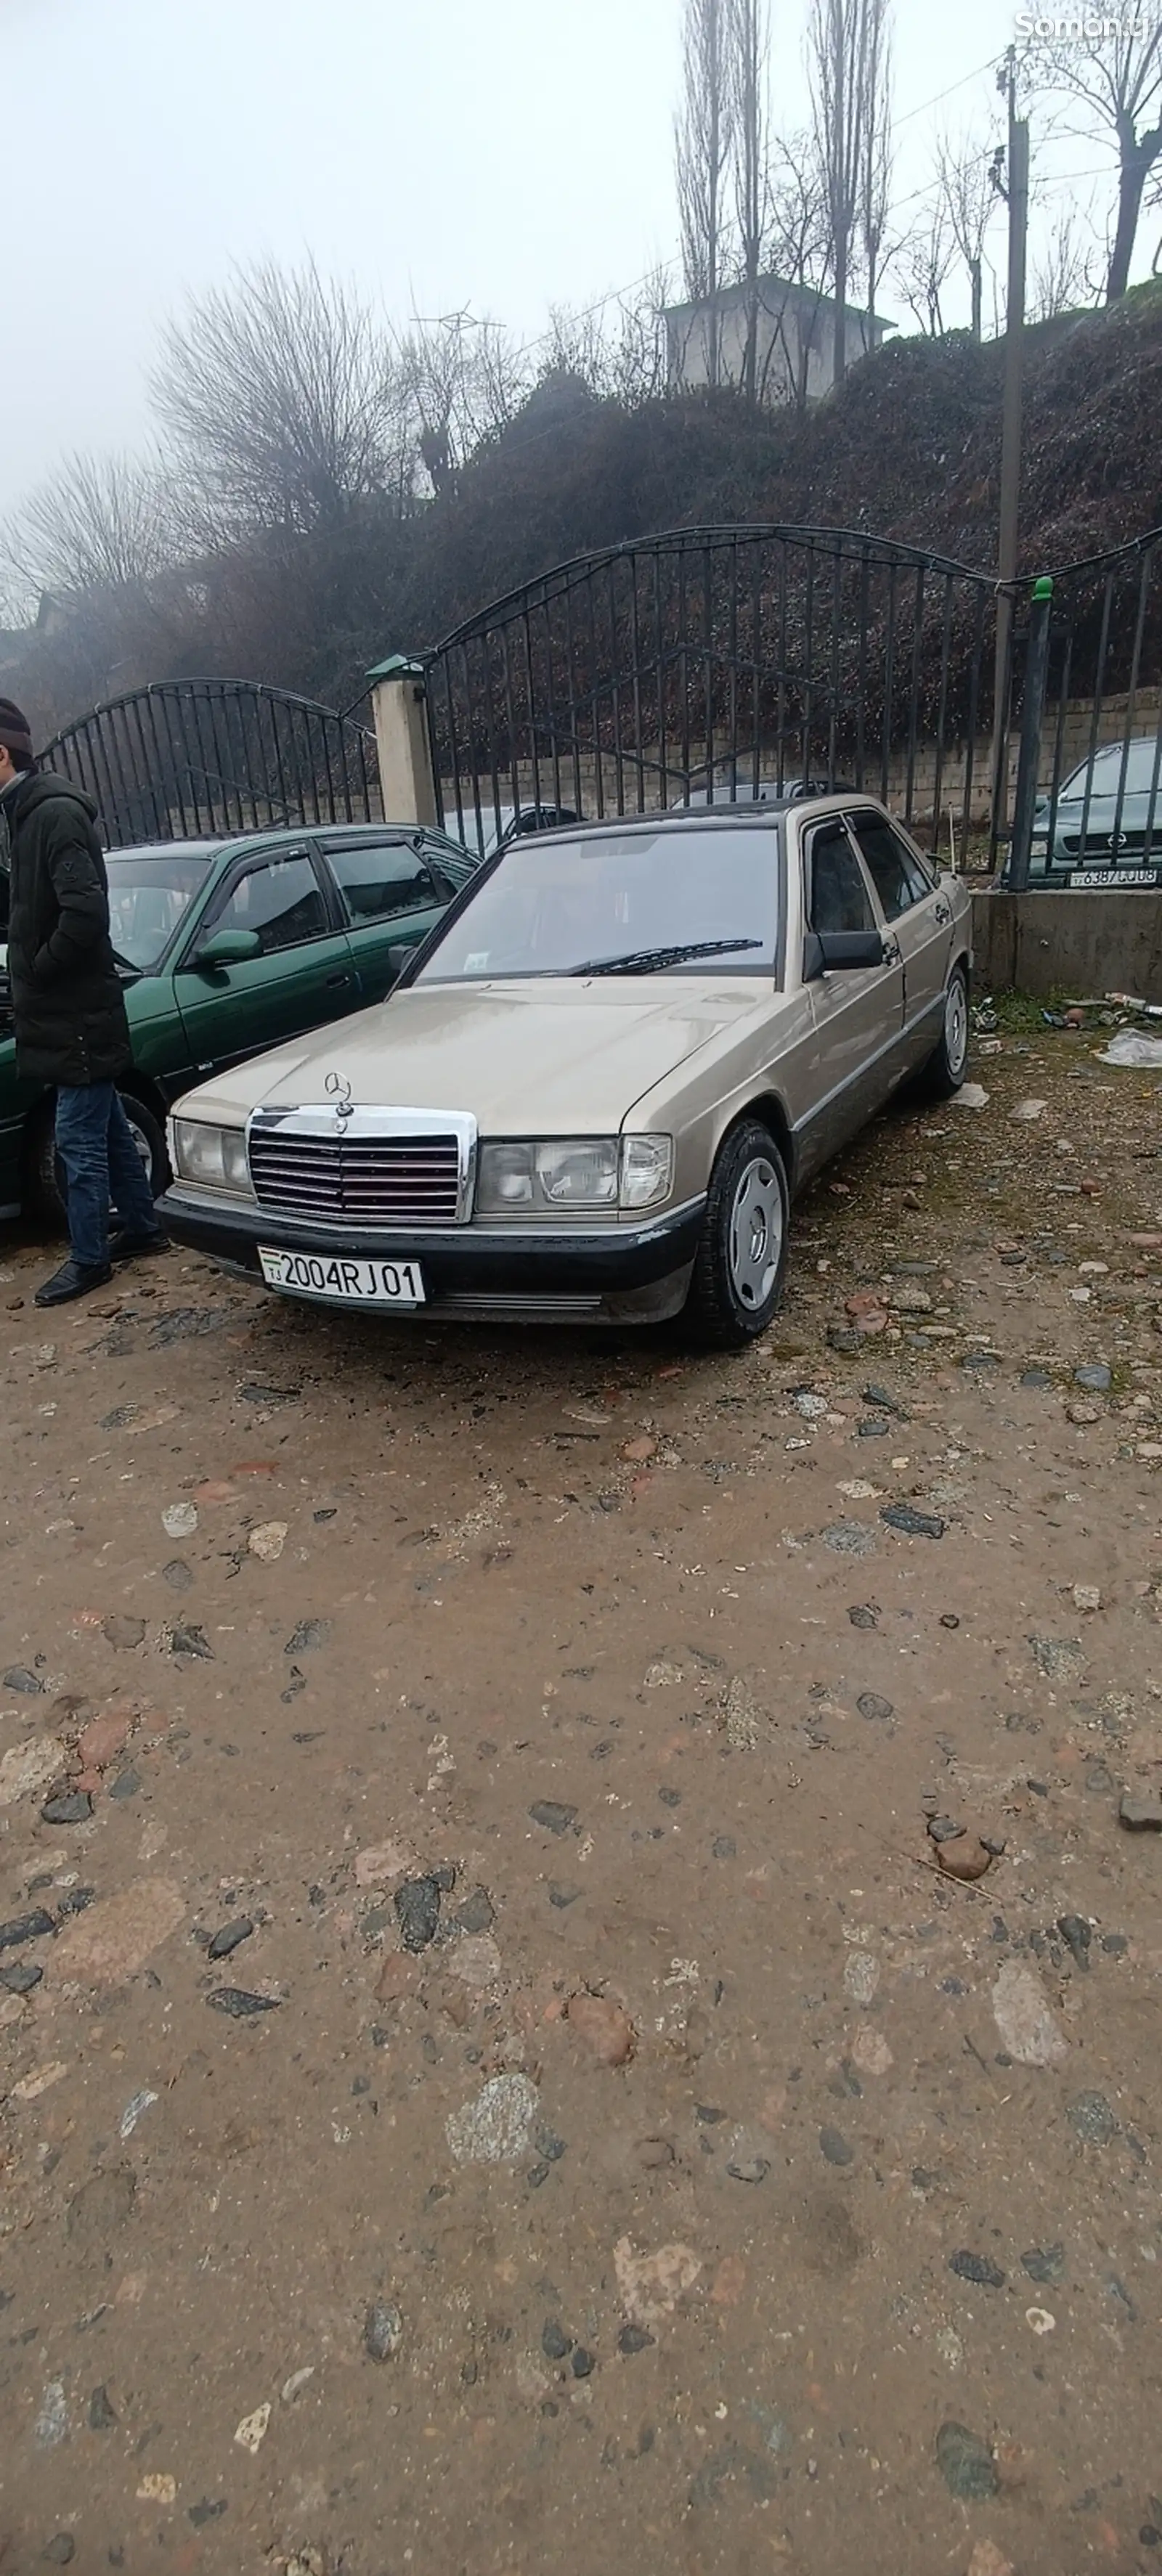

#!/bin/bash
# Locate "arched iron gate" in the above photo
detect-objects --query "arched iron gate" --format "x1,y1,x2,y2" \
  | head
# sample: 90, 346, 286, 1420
422, 526, 1001, 866
38, 678, 379, 850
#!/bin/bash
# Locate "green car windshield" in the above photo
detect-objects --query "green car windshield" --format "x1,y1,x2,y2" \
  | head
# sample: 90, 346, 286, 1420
106, 848, 219, 971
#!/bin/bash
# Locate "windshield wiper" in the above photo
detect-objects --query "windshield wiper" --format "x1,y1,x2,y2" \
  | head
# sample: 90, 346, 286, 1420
566, 937, 764, 977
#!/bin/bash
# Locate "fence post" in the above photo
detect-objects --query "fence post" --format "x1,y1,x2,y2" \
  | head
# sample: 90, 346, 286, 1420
365, 655, 438, 826
1008, 576, 1053, 893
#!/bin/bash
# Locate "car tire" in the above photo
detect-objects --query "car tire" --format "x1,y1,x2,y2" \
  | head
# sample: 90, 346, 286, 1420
685, 1118, 790, 1348
28, 1092, 170, 1232
919, 963, 970, 1099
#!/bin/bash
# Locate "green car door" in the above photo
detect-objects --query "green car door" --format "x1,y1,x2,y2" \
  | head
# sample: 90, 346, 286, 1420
319, 833, 460, 1005
174, 844, 357, 1077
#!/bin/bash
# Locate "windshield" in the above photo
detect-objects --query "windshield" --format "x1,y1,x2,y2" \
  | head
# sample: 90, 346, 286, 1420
1063, 738, 1162, 801
106, 850, 216, 970
417, 823, 781, 982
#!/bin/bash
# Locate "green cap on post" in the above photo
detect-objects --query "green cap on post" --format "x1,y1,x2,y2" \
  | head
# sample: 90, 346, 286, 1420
365, 653, 425, 683
1031, 576, 1053, 602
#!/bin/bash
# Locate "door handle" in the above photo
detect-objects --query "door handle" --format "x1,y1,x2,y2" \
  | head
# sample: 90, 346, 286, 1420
325, 969, 353, 988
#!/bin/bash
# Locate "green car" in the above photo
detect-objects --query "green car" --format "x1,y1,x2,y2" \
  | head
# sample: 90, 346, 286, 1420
0, 820, 476, 1223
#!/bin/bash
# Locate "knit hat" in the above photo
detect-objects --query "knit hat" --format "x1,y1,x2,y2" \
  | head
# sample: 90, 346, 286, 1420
0, 699, 33, 762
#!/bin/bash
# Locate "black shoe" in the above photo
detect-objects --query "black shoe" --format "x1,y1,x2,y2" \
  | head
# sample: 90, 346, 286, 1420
108, 1226, 170, 1263
34, 1259, 114, 1308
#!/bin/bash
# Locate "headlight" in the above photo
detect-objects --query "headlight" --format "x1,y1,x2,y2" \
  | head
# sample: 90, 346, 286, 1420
1030, 835, 1049, 856
476, 1135, 673, 1215
171, 1119, 253, 1195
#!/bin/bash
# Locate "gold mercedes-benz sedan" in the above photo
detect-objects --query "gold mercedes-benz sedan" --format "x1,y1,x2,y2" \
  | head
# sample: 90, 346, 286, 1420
162, 794, 972, 1347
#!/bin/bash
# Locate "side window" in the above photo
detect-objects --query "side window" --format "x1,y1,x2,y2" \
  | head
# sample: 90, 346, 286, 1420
328, 841, 439, 926
808, 823, 876, 936
211, 855, 327, 955
849, 812, 932, 918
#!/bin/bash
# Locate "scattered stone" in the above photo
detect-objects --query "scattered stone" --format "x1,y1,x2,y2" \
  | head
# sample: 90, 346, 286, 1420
572, 2346, 596, 2377
843, 1950, 880, 2005
233, 2402, 271, 2453
1074, 1364, 1112, 1392
951, 1083, 990, 1112
54, 1878, 184, 1984
161, 1501, 198, 1539
1119, 1790, 1162, 1830
529, 1800, 577, 1835
1029, 1634, 1084, 1682
248, 1522, 288, 1561
207, 1987, 281, 2018
119, 2089, 158, 2140
4, 1666, 42, 1695
41, 1791, 93, 1825
618, 2323, 655, 2353
565, 1992, 635, 2066
856, 1690, 893, 1723
0, 1959, 43, 1994
1067, 1402, 1100, 1425
613, 2235, 702, 2328
42, 2535, 75, 2564
395, 1875, 442, 1952
848, 1604, 877, 1629
823, 1521, 877, 1558
991, 1960, 1068, 2066
101, 1615, 146, 1652
1021, 1367, 1052, 1388
938, 1835, 993, 1882
0, 1736, 66, 1809
285, 1618, 330, 1653
723, 1674, 763, 1748
935, 2421, 999, 2500
77, 1709, 131, 1771
363, 2299, 403, 2362
819, 2126, 855, 2167
88, 2384, 117, 2430
0, 1907, 54, 1954
890, 1283, 933, 1313
187, 2500, 228, 2528
1068, 2090, 1116, 2145
162, 1560, 192, 1592
454, 1886, 495, 1934
1072, 1583, 1102, 1614
108, 1767, 141, 1801
136, 2474, 176, 2505
791, 1390, 829, 1419
967, 2543, 1015, 2576
1057, 1913, 1092, 1970
354, 1838, 421, 1888
726, 2149, 770, 2184
446, 2072, 540, 2165
548, 1883, 581, 1909
542, 2319, 573, 2361
208, 1917, 254, 1961
643, 1660, 683, 1687
1011, 1097, 1047, 1123
712, 1834, 736, 1859
881, 1504, 944, 1539
280, 2367, 315, 2404
635, 2137, 675, 2169
949, 2249, 1005, 2287
863, 1383, 906, 1417
1022, 2243, 1065, 2284
169, 1623, 214, 1660
34, 2382, 68, 2448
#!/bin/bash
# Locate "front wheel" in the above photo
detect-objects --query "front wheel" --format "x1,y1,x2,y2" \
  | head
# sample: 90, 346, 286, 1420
919, 964, 970, 1099
27, 1092, 170, 1231
685, 1119, 789, 1348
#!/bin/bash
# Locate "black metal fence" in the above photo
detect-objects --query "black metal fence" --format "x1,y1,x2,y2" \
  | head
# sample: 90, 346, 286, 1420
1008, 529, 1162, 886
423, 526, 999, 867
38, 679, 380, 849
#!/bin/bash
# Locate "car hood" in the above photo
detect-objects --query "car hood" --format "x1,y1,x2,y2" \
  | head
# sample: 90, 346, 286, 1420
176, 979, 763, 1133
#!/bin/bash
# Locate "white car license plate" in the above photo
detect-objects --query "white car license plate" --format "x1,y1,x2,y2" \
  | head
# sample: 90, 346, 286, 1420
259, 1247, 426, 1305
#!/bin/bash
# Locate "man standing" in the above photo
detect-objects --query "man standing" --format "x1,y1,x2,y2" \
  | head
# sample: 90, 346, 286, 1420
0, 698, 167, 1306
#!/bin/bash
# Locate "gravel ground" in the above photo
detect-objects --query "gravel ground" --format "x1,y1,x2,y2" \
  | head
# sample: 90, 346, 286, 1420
1, 1023, 1161, 2576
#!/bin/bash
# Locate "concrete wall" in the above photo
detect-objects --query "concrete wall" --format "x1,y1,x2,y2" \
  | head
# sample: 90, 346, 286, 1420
972, 888, 1162, 1000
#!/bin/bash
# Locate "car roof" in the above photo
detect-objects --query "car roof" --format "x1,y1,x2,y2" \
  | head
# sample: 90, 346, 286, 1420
503, 792, 887, 856
109, 820, 458, 863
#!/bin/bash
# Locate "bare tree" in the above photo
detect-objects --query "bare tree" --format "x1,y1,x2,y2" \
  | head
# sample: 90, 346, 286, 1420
3, 452, 173, 608
856, 0, 893, 351
1028, 20, 1162, 302
397, 311, 531, 493
675, 0, 734, 387
729, 0, 769, 402
936, 126, 996, 341
762, 132, 834, 406
893, 185, 955, 335
152, 258, 402, 537
810, 0, 894, 386
1030, 204, 1102, 322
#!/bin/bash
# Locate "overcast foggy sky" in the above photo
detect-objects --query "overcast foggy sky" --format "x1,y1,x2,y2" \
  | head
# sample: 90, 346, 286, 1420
2, 0, 1112, 516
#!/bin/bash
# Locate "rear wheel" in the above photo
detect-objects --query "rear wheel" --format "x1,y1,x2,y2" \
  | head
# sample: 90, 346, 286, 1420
685, 1118, 789, 1348
919, 964, 969, 1099
28, 1092, 169, 1231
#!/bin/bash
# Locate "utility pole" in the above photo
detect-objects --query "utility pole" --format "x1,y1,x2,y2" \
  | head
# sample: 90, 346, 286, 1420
991, 44, 1030, 851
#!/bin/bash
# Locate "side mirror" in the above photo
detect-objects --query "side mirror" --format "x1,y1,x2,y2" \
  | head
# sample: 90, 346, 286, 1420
803, 929, 887, 979
190, 927, 262, 971
385, 941, 416, 984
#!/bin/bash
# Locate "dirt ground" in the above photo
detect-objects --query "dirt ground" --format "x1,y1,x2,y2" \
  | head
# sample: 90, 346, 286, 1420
1, 1021, 1161, 2576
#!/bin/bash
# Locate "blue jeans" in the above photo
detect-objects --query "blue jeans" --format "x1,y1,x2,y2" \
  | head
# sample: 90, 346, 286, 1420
54, 1083, 159, 1269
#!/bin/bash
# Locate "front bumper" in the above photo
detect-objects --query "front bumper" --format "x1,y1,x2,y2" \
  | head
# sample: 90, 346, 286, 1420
161, 1186, 706, 1325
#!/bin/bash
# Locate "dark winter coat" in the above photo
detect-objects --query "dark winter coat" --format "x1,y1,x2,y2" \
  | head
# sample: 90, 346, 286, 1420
3, 771, 131, 1085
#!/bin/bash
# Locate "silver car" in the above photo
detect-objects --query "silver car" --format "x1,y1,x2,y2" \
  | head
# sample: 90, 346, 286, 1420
162, 794, 972, 1347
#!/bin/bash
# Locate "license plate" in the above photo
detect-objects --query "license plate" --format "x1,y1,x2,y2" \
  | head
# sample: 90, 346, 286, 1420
258, 1247, 426, 1305
1068, 866, 1161, 889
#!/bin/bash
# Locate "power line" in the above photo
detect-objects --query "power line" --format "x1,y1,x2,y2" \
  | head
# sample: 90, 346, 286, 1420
891, 52, 1003, 132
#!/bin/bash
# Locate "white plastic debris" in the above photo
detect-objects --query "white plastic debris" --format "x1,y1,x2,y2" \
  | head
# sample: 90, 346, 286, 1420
234, 2402, 272, 2453
1097, 1031, 1162, 1069
120, 2088, 158, 2140
952, 1083, 990, 1109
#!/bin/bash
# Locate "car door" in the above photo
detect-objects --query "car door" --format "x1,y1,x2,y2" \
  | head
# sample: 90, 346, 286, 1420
174, 844, 357, 1077
798, 815, 904, 1175
846, 807, 953, 1061
317, 833, 455, 1007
